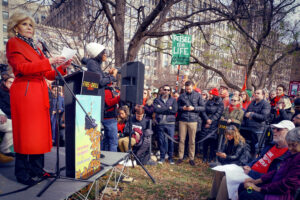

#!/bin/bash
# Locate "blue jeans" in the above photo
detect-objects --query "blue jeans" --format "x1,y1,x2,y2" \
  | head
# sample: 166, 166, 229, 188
157, 124, 175, 160
102, 118, 118, 152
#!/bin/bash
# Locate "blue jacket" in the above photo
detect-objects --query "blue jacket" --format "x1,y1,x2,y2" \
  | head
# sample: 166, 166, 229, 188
153, 95, 178, 124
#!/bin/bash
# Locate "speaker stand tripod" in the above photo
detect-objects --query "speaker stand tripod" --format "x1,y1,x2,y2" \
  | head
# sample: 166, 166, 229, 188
125, 103, 156, 183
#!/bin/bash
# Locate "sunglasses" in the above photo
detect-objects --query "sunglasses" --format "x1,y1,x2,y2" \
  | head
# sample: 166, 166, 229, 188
272, 128, 284, 132
164, 89, 170, 91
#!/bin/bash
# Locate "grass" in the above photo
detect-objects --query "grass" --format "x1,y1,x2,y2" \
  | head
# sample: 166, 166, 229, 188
72, 157, 214, 200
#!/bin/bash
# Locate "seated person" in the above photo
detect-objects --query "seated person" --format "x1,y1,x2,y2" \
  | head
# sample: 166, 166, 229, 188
216, 125, 250, 166
117, 106, 129, 137
118, 106, 148, 152
0, 109, 13, 158
208, 120, 294, 200
238, 127, 300, 200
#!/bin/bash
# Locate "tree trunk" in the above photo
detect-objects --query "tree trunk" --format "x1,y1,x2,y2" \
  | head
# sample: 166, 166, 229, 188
114, 0, 125, 67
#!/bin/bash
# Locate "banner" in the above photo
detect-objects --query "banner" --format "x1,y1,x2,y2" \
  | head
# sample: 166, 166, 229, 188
171, 34, 192, 65
289, 81, 300, 97
75, 95, 101, 179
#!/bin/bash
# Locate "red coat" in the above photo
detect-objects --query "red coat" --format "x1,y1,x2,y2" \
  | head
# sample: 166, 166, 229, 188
6, 37, 66, 154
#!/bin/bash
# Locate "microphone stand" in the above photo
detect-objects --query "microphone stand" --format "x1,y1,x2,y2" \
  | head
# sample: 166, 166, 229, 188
37, 48, 95, 197
126, 102, 155, 183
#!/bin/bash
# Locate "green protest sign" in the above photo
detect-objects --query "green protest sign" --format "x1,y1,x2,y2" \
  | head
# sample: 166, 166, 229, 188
171, 34, 192, 65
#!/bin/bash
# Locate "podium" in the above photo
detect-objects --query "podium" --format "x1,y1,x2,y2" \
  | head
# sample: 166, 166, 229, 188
64, 71, 102, 179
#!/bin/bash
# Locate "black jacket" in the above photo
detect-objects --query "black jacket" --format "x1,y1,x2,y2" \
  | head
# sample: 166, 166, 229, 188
153, 95, 178, 124
219, 140, 251, 166
271, 107, 294, 124
242, 99, 271, 131
123, 116, 149, 137
177, 91, 205, 122
0, 85, 11, 119
86, 58, 116, 121
201, 96, 224, 139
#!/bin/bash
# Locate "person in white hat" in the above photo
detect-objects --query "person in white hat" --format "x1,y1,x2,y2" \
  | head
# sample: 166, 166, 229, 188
208, 120, 295, 200
85, 42, 118, 120
85, 42, 119, 152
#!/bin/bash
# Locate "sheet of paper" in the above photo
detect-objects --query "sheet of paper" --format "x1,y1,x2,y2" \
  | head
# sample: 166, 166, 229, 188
212, 164, 250, 200
61, 47, 76, 62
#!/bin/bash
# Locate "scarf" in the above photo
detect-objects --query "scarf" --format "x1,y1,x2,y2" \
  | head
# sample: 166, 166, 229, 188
272, 94, 284, 116
271, 94, 284, 107
17, 34, 41, 56
228, 103, 241, 113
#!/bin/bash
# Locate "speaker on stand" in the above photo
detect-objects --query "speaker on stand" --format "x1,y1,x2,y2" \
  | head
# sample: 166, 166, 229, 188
120, 61, 145, 105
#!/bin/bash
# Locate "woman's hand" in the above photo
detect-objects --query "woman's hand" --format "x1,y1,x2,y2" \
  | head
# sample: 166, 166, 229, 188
109, 68, 118, 78
227, 119, 232, 123
216, 152, 226, 158
49, 56, 66, 65
243, 165, 251, 174
61, 59, 72, 70
244, 177, 255, 184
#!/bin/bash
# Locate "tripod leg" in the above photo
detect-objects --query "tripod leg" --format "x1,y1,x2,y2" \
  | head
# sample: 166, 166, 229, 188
130, 151, 156, 183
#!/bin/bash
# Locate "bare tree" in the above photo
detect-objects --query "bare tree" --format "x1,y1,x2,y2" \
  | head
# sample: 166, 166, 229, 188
189, 0, 300, 91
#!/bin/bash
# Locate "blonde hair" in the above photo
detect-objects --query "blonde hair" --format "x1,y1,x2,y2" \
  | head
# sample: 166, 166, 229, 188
224, 125, 245, 146
279, 96, 292, 109
8, 12, 35, 39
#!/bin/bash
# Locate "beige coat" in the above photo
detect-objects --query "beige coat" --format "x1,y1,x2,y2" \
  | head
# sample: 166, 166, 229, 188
222, 107, 244, 125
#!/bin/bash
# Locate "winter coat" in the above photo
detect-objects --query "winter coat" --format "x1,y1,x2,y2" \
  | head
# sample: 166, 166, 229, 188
153, 95, 178, 124
177, 91, 205, 122
123, 116, 149, 144
247, 143, 289, 179
242, 99, 271, 131
0, 84, 11, 119
261, 152, 300, 200
222, 107, 244, 125
104, 87, 120, 119
271, 107, 294, 124
218, 140, 251, 166
86, 58, 116, 121
201, 97, 224, 139
6, 37, 66, 154
144, 98, 154, 120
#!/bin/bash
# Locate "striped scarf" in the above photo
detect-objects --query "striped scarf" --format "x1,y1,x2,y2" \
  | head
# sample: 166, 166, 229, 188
17, 34, 41, 56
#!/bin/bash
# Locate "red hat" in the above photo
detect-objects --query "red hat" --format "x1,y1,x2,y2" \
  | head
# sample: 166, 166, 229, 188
209, 88, 219, 96
194, 88, 201, 93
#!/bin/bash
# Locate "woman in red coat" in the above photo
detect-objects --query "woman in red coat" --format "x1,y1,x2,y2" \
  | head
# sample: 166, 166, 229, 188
6, 12, 71, 185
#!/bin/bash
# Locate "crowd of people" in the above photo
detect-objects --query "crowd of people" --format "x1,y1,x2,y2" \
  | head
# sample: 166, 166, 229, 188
0, 11, 300, 199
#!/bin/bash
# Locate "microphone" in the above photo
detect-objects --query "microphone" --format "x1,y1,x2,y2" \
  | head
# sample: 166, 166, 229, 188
38, 38, 51, 57
71, 63, 87, 71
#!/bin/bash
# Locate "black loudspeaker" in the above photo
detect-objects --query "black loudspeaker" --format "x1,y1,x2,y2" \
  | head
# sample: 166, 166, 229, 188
121, 61, 145, 105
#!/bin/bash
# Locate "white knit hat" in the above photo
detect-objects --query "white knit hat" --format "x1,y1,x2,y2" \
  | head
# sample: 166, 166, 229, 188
86, 42, 106, 58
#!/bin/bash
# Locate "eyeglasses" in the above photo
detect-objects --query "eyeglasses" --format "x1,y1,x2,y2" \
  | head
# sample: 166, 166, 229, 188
272, 128, 284, 132
287, 142, 299, 148
164, 89, 170, 91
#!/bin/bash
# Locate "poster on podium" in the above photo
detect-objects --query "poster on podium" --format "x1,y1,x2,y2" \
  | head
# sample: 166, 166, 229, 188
75, 95, 101, 179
